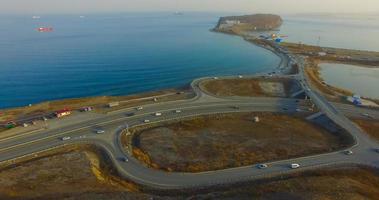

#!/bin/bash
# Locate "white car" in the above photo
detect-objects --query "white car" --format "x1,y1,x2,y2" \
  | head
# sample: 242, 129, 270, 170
290, 163, 300, 169
213, 77, 219, 80
136, 107, 143, 111
344, 150, 353, 155
257, 164, 268, 169
155, 112, 162, 116
96, 130, 105, 134
61, 136, 71, 141
361, 113, 373, 119
144, 119, 150, 123
238, 75, 243, 78
175, 110, 182, 113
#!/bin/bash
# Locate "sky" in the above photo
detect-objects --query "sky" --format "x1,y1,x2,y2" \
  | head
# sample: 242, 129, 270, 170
1, 0, 379, 14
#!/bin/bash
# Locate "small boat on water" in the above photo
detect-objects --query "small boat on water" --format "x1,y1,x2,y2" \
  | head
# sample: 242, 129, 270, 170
32, 16, 41, 19
37, 27, 53, 32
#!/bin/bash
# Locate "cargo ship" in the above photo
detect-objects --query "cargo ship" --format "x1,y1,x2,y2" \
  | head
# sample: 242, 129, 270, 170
37, 27, 53, 32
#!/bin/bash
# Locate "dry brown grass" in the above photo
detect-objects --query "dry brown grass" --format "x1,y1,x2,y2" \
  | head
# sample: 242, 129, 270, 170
201, 78, 297, 98
131, 113, 349, 172
0, 145, 141, 200
198, 167, 379, 200
353, 119, 379, 141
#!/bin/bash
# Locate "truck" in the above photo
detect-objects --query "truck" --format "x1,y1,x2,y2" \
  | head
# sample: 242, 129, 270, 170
108, 102, 120, 108
61, 136, 71, 141
155, 112, 162, 116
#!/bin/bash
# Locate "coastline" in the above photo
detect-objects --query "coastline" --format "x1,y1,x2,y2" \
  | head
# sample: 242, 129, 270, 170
0, 30, 287, 124
212, 27, 379, 103
3, 21, 379, 125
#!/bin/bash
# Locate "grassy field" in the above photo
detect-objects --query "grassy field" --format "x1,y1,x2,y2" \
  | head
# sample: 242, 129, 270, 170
353, 119, 379, 141
131, 112, 350, 172
201, 78, 298, 98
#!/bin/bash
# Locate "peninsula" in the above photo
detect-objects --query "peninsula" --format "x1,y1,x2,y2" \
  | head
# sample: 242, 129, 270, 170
214, 14, 283, 33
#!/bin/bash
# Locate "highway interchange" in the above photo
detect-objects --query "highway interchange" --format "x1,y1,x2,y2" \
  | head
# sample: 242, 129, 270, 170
1, 53, 379, 189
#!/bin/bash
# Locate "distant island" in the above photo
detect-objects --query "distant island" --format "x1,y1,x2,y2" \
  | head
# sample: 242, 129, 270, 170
214, 14, 283, 34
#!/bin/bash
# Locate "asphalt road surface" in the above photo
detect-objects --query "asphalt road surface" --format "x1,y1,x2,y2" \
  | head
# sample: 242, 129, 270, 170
1, 62, 379, 189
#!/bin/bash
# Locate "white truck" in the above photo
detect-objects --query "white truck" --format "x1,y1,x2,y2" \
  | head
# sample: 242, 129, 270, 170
290, 163, 300, 169
61, 136, 71, 141
155, 112, 162, 116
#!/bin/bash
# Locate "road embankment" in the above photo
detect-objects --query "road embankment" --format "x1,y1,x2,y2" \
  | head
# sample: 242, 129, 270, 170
0, 144, 141, 199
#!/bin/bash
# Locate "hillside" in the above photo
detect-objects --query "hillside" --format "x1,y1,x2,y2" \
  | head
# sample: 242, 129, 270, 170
214, 14, 283, 33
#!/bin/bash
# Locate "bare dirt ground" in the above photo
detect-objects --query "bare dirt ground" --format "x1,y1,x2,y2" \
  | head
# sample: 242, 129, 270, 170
353, 119, 379, 141
201, 78, 299, 98
131, 112, 350, 172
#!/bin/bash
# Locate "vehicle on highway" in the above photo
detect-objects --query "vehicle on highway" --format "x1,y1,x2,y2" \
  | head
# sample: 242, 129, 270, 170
144, 119, 150, 123
238, 75, 243, 78
42, 117, 48, 121
231, 106, 240, 109
361, 113, 373, 119
257, 164, 268, 169
282, 107, 289, 111
136, 107, 144, 111
96, 130, 105, 134
126, 113, 135, 117
344, 150, 353, 155
213, 77, 219, 80
61, 136, 71, 141
80, 106, 93, 112
120, 157, 128, 162
155, 112, 162, 116
296, 108, 301, 112
23, 123, 28, 127
175, 110, 182, 113
290, 163, 300, 169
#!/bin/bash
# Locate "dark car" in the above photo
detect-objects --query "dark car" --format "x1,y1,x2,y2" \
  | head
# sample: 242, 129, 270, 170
120, 157, 129, 162
126, 113, 135, 117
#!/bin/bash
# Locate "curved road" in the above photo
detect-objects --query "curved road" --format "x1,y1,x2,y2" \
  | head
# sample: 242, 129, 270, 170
1, 71, 379, 189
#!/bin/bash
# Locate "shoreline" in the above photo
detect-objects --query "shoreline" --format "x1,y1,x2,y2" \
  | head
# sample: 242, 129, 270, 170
0, 30, 288, 122
3, 24, 379, 125
213, 27, 379, 103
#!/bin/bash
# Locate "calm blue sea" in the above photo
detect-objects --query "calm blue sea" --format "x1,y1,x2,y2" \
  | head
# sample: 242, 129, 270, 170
0, 13, 280, 108
1, 13, 378, 108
